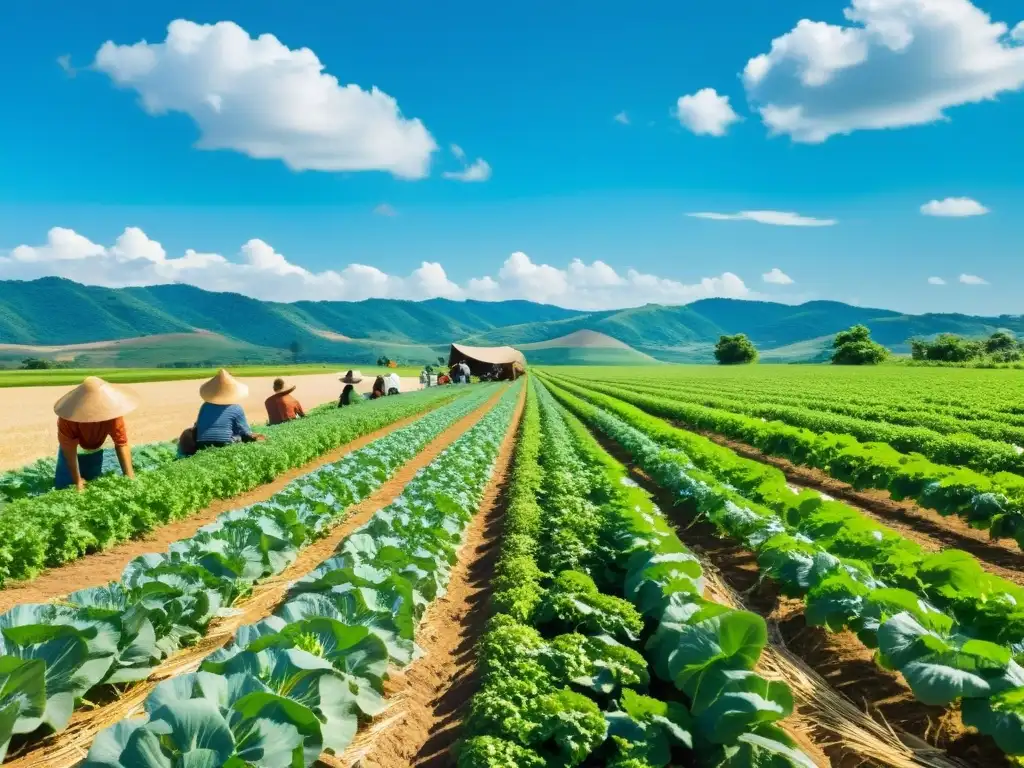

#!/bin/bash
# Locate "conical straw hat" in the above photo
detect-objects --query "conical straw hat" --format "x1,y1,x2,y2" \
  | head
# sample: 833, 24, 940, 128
53, 377, 139, 422
199, 369, 249, 405
340, 370, 363, 384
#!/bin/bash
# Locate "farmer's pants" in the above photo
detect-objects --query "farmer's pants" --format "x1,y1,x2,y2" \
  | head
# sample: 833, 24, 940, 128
54, 449, 105, 490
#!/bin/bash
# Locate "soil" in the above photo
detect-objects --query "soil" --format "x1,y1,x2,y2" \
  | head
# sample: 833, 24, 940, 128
0, 373, 423, 471
5, 387, 507, 768
694, 428, 1024, 586
321, 385, 525, 768
589, 430, 991, 768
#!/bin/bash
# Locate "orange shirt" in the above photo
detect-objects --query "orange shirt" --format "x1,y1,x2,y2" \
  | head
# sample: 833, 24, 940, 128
57, 417, 128, 451
265, 393, 305, 425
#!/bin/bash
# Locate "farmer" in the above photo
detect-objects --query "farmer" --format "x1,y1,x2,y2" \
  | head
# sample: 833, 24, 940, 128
371, 376, 387, 399
384, 371, 401, 395
265, 378, 305, 425
53, 376, 138, 491
460, 361, 472, 383
338, 383, 361, 407
191, 369, 264, 450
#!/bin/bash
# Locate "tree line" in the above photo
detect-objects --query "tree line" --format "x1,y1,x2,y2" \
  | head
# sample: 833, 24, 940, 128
714, 324, 889, 366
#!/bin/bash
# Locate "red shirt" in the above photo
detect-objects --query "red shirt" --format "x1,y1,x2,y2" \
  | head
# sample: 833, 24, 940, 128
265, 393, 305, 425
57, 417, 128, 451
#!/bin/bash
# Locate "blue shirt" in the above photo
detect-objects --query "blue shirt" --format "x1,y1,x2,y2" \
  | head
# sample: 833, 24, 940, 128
195, 403, 252, 444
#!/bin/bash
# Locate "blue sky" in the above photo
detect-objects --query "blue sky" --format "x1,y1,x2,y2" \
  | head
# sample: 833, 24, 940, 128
0, 0, 1022, 314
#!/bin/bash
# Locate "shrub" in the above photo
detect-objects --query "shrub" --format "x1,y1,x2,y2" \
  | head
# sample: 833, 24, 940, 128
714, 334, 758, 365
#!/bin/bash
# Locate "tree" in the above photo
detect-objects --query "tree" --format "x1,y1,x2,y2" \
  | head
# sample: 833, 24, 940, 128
288, 340, 303, 364
714, 334, 758, 365
21, 357, 51, 370
831, 324, 888, 365
985, 331, 1021, 361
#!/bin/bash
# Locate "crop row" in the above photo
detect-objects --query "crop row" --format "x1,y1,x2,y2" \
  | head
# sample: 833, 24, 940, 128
0, 386, 497, 761
81, 381, 522, 767
601, 370, 1024, 429
545, 372, 1024, 547
559, 371, 1024, 476
0, 385, 471, 586
0, 442, 179, 508
594, 374, 1024, 447
542, 377, 1024, 757
458, 381, 814, 767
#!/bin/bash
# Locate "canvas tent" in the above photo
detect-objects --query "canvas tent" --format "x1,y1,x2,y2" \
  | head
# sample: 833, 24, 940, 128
448, 343, 526, 381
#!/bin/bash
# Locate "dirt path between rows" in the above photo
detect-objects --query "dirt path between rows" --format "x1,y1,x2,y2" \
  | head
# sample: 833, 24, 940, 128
5, 388, 507, 768
692, 428, 1024, 586
0, 373, 423, 471
322, 386, 525, 768
0, 395, 458, 612
587, 428, 984, 768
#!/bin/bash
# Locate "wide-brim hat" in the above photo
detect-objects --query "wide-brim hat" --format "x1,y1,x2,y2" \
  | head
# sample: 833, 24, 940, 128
200, 369, 249, 405
273, 378, 296, 396
340, 370, 363, 384
54, 376, 139, 422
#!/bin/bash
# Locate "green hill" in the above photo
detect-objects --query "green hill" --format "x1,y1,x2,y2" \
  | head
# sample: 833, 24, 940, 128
1, 277, 1022, 367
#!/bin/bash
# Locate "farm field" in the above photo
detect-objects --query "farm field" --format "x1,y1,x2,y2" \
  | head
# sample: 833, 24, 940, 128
3, 368, 1024, 767
0, 371, 423, 471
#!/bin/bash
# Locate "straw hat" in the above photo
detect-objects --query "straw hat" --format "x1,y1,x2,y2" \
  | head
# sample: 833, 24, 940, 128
53, 377, 139, 423
199, 369, 249, 405
340, 370, 363, 384
272, 378, 296, 396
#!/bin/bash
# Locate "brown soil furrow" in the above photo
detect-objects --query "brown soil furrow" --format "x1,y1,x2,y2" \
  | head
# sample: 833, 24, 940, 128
585, 428, 993, 768
691, 427, 1024, 586
5, 388, 507, 768
321, 385, 525, 768
0, 397, 460, 612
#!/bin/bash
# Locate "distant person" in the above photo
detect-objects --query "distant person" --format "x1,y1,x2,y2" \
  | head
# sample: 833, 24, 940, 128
460, 361, 472, 383
338, 383, 361, 407
385, 371, 401, 395
371, 376, 387, 399
265, 378, 305, 426
192, 369, 264, 450
450, 363, 463, 384
53, 377, 138, 491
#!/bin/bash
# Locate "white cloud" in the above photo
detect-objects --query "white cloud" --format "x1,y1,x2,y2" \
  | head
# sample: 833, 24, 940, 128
687, 210, 836, 227
614, 111, 630, 125
928, 276, 946, 285
960, 273, 989, 285
57, 54, 75, 77
373, 203, 398, 217
920, 197, 990, 217
0, 228, 754, 310
93, 20, 437, 178
1013, 22, 1024, 42
743, 0, 1024, 143
763, 268, 794, 285
443, 158, 492, 182
450, 144, 466, 162
674, 88, 741, 136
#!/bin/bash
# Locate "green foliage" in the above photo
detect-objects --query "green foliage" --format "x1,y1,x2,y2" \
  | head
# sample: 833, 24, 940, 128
911, 331, 1022, 365
714, 334, 758, 365
541, 373, 1024, 756
831, 324, 888, 365
0, 387, 469, 584
87, 383, 524, 766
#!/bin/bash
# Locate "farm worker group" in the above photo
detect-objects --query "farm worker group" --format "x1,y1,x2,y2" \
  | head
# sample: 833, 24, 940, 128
51, 366, 417, 491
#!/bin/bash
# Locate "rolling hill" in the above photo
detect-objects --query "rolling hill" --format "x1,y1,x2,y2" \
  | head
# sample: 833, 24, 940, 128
517, 330, 658, 365
1, 276, 1022, 366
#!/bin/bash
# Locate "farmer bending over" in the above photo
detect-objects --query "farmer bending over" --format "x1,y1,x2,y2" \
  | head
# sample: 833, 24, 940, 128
53, 376, 138, 491
265, 378, 305, 425
193, 369, 265, 450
